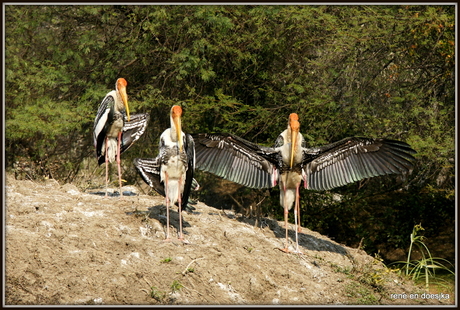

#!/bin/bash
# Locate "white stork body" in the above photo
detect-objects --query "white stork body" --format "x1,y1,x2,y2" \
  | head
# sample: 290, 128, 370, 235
94, 88, 126, 165
160, 127, 187, 207
134, 105, 195, 242
276, 120, 305, 207
93, 78, 149, 198
192, 113, 417, 254
271, 114, 306, 252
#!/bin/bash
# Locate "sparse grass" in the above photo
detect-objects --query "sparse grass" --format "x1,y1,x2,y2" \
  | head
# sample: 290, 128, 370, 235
186, 267, 195, 273
414, 271, 456, 298
331, 263, 352, 276
345, 282, 379, 305
354, 257, 392, 293
170, 280, 184, 292
337, 254, 397, 305
181, 257, 204, 275
389, 224, 455, 291
149, 286, 166, 302
160, 257, 172, 263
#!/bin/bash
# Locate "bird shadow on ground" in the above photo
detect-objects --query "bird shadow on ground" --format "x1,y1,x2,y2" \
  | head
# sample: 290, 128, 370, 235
89, 190, 138, 197
235, 214, 349, 256
125, 202, 348, 257
126, 204, 193, 234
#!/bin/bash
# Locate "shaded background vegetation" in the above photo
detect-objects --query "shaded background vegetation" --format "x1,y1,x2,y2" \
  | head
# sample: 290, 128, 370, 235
5, 5, 455, 264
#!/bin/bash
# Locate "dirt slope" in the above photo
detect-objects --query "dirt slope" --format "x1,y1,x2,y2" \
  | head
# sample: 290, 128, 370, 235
4, 175, 453, 305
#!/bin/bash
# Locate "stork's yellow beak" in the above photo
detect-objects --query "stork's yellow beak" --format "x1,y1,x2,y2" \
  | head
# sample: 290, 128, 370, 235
172, 105, 183, 152
290, 120, 300, 168
117, 78, 130, 122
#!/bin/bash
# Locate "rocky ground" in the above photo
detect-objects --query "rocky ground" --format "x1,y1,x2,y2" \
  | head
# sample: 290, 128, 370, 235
4, 174, 455, 305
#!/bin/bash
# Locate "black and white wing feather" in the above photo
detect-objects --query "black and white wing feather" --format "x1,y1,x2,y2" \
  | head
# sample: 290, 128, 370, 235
302, 137, 417, 191
133, 157, 164, 195
181, 134, 196, 211
192, 133, 277, 189
93, 93, 116, 160
121, 113, 150, 154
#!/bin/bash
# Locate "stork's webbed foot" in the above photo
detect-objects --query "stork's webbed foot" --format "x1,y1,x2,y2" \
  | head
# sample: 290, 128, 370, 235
178, 237, 190, 244
278, 246, 304, 255
293, 248, 305, 255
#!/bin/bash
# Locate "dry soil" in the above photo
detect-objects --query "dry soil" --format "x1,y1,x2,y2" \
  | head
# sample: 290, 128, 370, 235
4, 174, 454, 305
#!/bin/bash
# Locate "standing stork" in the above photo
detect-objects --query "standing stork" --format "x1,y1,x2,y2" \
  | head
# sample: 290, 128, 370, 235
192, 113, 416, 253
93, 78, 149, 198
134, 105, 195, 242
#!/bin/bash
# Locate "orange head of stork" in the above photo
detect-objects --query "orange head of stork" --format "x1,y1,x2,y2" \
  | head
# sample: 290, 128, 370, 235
116, 78, 130, 122
171, 105, 183, 152
289, 113, 300, 168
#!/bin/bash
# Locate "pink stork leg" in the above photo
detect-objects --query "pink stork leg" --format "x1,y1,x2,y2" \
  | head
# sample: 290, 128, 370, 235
177, 176, 189, 244
280, 185, 290, 253
297, 190, 302, 233
104, 137, 109, 197
293, 183, 303, 254
116, 131, 123, 199
177, 176, 184, 242
164, 172, 171, 242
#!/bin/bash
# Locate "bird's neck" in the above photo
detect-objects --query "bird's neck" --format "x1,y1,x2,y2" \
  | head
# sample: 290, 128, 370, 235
169, 116, 180, 142
286, 127, 293, 144
115, 91, 125, 113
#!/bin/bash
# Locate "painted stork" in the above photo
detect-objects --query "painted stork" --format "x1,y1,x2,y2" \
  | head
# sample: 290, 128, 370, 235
192, 113, 416, 253
93, 78, 149, 198
134, 105, 195, 242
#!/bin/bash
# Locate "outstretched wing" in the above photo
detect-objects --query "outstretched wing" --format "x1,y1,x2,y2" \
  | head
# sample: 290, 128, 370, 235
121, 113, 150, 154
302, 137, 417, 191
180, 134, 196, 212
192, 133, 278, 189
133, 157, 163, 195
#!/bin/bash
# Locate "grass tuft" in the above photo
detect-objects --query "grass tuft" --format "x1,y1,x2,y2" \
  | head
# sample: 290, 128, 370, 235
389, 224, 455, 291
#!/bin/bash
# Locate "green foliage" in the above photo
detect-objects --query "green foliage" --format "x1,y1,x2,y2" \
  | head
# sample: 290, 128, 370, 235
5, 5, 454, 263
301, 177, 454, 262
